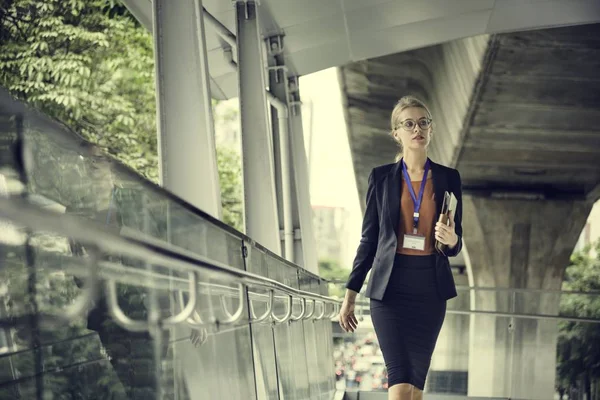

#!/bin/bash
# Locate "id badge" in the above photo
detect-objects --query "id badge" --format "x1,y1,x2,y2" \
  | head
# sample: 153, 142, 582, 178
403, 234, 426, 251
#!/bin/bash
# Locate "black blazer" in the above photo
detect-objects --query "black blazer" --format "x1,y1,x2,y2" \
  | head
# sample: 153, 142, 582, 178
345, 158, 463, 301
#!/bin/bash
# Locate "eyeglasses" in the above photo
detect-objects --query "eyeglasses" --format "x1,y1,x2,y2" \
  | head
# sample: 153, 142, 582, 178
395, 118, 432, 131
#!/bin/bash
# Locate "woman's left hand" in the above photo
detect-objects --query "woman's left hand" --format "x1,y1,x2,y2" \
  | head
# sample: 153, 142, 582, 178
435, 213, 458, 249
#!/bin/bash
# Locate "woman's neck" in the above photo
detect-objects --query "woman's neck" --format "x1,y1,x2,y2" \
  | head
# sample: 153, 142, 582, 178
403, 149, 428, 171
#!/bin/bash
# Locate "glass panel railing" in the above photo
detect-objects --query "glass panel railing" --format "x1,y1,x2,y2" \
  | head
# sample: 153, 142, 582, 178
0, 87, 340, 399
333, 283, 600, 399
245, 240, 336, 400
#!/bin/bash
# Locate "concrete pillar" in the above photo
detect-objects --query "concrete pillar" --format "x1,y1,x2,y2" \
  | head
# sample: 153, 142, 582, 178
235, 1, 281, 254
288, 77, 319, 274
463, 195, 592, 399
152, 0, 221, 217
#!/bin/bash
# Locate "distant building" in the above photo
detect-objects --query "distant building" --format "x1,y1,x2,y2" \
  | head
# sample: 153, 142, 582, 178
312, 205, 350, 267
574, 200, 600, 257
213, 99, 241, 151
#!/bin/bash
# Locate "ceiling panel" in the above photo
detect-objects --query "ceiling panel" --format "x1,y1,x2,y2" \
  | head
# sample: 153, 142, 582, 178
206, 47, 237, 80
212, 71, 239, 99
280, 14, 347, 53
262, 0, 342, 28
486, 0, 600, 34
341, 0, 396, 12
349, 9, 492, 61
344, 0, 494, 33
286, 40, 351, 77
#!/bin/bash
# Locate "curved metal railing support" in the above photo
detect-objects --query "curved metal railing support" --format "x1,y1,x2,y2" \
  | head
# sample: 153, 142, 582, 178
290, 297, 306, 321
218, 283, 246, 325
106, 279, 149, 332
178, 289, 205, 327
313, 300, 327, 321
303, 299, 316, 320
271, 294, 293, 324
327, 302, 339, 319
163, 272, 197, 326
63, 247, 101, 322
249, 289, 274, 323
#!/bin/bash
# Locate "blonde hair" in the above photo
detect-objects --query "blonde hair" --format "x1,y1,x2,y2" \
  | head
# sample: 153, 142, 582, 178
390, 96, 433, 161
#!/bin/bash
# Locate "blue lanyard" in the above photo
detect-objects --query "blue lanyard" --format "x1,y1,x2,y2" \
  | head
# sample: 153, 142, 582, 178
401, 159, 430, 233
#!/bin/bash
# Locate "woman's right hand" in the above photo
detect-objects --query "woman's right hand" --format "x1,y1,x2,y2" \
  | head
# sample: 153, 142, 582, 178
339, 299, 358, 333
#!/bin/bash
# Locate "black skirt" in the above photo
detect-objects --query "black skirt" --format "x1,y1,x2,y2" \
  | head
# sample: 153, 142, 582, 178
369, 253, 446, 390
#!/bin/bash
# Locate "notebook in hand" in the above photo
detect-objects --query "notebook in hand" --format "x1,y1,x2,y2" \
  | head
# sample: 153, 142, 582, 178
435, 191, 458, 254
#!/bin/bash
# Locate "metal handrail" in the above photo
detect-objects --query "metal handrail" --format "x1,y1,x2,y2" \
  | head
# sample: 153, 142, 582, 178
350, 300, 600, 324
0, 197, 341, 332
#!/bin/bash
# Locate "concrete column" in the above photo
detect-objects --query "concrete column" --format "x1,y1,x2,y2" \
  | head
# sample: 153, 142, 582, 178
152, 0, 221, 217
288, 77, 319, 274
235, 1, 281, 254
463, 195, 592, 399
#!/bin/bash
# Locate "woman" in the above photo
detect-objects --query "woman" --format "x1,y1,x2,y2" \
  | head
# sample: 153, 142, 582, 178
339, 96, 463, 400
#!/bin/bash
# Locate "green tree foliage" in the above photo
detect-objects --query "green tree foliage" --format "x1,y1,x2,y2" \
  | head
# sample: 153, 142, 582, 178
557, 240, 600, 398
0, 0, 159, 182
0, 0, 244, 231
217, 146, 243, 231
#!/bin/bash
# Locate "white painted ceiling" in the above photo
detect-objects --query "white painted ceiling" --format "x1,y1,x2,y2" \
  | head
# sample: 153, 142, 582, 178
123, 0, 600, 99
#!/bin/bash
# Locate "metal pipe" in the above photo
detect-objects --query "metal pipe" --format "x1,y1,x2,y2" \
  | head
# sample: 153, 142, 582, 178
266, 91, 294, 262
351, 301, 600, 324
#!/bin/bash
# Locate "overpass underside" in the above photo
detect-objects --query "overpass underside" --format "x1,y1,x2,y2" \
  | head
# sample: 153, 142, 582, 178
340, 23, 600, 398
1, 0, 600, 398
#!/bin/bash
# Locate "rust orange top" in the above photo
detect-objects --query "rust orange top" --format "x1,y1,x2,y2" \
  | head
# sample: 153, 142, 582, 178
396, 176, 436, 255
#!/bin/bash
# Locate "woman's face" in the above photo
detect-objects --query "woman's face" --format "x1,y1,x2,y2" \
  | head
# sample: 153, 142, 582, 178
392, 107, 433, 151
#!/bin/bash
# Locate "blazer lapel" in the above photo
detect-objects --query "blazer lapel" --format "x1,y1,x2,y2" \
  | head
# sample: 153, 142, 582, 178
385, 160, 403, 237
429, 158, 446, 218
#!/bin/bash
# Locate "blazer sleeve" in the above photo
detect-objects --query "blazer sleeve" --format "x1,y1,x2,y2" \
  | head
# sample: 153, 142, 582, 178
345, 169, 379, 293
446, 169, 463, 257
